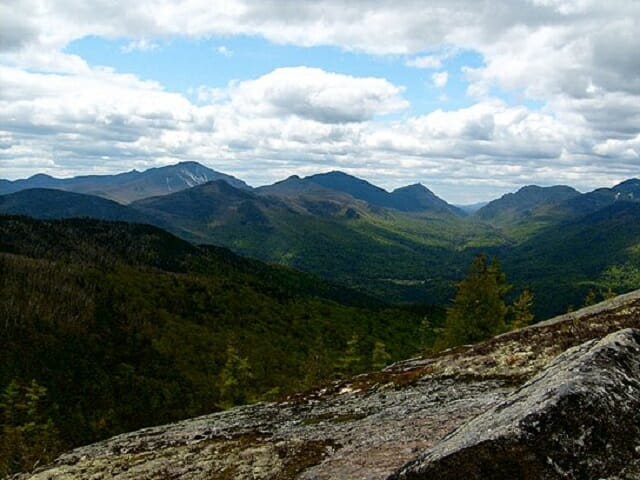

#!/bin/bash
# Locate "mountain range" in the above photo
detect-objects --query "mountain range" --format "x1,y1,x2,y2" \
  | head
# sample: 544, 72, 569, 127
2, 162, 640, 477
0, 161, 250, 203
1, 162, 639, 317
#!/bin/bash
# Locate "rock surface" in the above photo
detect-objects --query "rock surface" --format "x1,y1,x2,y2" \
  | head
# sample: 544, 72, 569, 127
15, 289, 640, 480
390, 328, 640, 480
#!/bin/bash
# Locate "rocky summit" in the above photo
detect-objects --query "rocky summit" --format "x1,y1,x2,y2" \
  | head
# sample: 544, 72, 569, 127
16, 290, 640, 480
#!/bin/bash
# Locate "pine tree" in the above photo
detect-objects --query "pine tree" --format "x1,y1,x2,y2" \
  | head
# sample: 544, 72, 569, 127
583, 289, 598, 307
440, 254, 510, 348
511, 289, 535, 329
0, 380, 61, 477
218, 344, 253, 408
335, 334, 362, 378
371, 341, 392, 370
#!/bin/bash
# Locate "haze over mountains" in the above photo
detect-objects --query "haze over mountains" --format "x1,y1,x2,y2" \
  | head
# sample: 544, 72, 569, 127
1, 161, 639, 317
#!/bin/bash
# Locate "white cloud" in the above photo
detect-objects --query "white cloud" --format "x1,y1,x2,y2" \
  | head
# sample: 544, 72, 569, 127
216, 45, 233, 57
593, 134, 640, 159
226, 67, 408, 123
1, 58, 620, 203
1, 0, 639, 202
406, 55, 442, 69
121, 39, 159, 53
432, 71, 448, 88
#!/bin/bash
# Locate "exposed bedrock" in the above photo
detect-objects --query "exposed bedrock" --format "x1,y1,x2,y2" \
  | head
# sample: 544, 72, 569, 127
390, 328, 640, 480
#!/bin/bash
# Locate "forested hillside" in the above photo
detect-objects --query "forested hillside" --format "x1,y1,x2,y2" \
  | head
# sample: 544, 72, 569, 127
0, 215, 427, 474
2, 165, 639, 319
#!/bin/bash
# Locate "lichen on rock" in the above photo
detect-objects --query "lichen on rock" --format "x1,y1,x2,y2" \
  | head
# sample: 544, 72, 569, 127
390, 328, 640, 480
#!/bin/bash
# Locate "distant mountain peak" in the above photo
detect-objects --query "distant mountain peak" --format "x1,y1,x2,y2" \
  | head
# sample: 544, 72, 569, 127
28, 173, 55, 180
258, 171, 461, 215
307, 171, 386, 188
614, 178, 640, 187
304, 171, 390, 207
612, 178, 640, 195
0, 161, 251, 203
314, 170, 359, 178
175, 166, 214, 189
390, 182, 462, 215
476, 184, 581, 222
393, 183, 430, 193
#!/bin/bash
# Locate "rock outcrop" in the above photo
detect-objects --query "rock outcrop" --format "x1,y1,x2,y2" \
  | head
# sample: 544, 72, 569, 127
391, 328, 640, 480
15, 289, 640, 480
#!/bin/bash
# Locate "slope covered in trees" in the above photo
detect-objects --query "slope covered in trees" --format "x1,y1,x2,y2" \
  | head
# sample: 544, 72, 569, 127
2, 166, 640, 318
0, 215, 427, 475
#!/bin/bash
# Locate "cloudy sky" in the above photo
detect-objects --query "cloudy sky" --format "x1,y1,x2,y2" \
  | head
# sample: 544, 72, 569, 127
1, 0, 639, 203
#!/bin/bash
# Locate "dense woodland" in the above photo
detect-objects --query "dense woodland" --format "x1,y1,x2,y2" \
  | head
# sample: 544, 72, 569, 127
0, 216, 434, 475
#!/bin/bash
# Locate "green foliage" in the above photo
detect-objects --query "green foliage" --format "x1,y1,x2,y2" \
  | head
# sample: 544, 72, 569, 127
440, 254, 511, 348
583, 289, 598, 307
218, 344, 253, 408
371, 341, 392, 370
600, 263, 640, 292
510, 289, 535, 329
0, 380, 61, 477
0, 215, 423, 465
335, 335, 364, 378
502, 202, 640, 318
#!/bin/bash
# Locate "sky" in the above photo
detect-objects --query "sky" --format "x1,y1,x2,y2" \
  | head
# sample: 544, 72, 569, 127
0, 1, 639, 203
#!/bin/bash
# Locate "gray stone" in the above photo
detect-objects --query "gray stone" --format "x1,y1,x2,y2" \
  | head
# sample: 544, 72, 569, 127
389, 328, 640, 480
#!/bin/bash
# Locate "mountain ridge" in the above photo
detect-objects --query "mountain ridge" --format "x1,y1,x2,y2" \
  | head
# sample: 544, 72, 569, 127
2, 164, 640, 316
260, 170, 465, 216
0, 188, 155, 224
0, 161, 250, 203
475, 184, 581, 223
3, 162, 637, 219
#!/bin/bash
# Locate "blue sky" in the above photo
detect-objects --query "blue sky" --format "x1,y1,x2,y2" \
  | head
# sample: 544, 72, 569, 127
65, 36, 486, 115
1, 1, 638, 203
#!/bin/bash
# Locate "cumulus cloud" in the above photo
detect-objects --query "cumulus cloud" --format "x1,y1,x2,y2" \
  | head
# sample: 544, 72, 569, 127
1, 58, 615, 203
1, 0, 639, 202
0, 64, 404, 181
226, 67, 407, 123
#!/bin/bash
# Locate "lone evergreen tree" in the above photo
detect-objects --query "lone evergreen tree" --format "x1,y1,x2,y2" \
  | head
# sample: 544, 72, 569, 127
511, 289, 535, 329
218, 344, 253, 408
371, 341, 392, 370
335, 334, 362, 378
440, 254, 510, 348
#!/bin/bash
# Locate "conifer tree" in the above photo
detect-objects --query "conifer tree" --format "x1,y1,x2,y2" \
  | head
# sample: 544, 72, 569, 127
511, 289, 535, 329
371, 341, 392, 370
583, 289, 598, 307
218, 344, 253, 408
440, 254, 510, 348
0, 380, 61, 477
335, 335, 362, 378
